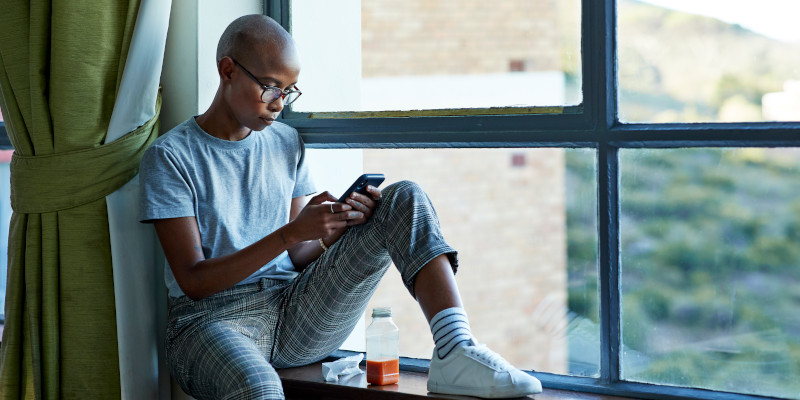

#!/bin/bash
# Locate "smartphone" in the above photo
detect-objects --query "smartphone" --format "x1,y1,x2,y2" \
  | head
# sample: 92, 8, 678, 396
337, 173, 385, 203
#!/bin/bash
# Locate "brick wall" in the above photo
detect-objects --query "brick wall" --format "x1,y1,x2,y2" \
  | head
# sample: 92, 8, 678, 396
362, 0, 561, 77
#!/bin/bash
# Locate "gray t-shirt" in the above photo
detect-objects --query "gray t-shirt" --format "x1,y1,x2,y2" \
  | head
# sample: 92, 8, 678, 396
139, 117, 316, 297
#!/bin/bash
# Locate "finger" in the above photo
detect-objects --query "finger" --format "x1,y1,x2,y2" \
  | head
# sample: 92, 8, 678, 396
346, 198, 371, 214
365, 185, 382, 200
323, 191, 338, 202
340, 211, 365, 221
347, 218, 367, 227
349, 192, 375, 208
308, 191, 333, 205
329, 202, 352, 213
325, 216, 349, 230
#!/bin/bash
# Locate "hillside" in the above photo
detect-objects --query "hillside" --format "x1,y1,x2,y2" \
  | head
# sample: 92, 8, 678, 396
617, 0, 800, 122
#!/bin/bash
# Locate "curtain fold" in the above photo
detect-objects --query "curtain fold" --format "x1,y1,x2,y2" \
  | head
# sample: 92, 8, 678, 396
0, 0, 156, 398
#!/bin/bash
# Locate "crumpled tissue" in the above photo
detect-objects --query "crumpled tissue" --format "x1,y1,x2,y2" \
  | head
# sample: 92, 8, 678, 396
322, 353, 365, 382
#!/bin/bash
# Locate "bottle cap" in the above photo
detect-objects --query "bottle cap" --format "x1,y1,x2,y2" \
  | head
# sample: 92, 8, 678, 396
372, 307, 392, 318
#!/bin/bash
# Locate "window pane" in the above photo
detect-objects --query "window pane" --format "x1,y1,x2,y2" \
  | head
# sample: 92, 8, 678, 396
290, 0, 581, 113
618, 0, 800, 123
620, 148, 800, 397
320, 148, 598, 376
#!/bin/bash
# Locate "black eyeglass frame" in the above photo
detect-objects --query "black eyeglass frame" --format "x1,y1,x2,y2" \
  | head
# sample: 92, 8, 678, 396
231, 58, 302, 105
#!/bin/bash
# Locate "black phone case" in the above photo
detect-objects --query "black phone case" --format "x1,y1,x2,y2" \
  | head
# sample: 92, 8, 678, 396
337, 173, 385, 203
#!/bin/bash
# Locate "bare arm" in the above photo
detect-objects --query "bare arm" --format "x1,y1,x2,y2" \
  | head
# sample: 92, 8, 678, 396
154, 216, 298, 300
154, 191, 366, 300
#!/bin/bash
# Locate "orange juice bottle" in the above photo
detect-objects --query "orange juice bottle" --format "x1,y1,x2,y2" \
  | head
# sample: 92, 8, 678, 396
366, 307, 399, 385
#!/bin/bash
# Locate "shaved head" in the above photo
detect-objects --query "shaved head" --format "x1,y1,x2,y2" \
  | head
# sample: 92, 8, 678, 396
216, 14, 297, 66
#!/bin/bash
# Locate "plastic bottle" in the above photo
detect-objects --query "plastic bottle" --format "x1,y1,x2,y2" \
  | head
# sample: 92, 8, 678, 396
365, 306, 399, 385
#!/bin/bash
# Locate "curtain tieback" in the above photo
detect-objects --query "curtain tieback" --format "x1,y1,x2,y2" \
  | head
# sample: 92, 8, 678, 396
10, 96, 161, 214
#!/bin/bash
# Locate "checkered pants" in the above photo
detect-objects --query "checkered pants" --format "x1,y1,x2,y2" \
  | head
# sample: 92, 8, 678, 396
165, 180, 458, 400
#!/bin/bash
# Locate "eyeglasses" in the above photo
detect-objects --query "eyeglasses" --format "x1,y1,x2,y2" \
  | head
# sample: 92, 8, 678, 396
231, 58, 302, 105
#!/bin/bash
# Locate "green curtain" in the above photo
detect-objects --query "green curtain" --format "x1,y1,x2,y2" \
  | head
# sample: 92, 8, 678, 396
0, 0, 160, 398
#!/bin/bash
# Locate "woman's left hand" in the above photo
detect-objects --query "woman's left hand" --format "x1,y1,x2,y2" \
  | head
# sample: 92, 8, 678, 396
342, 185, 381, 226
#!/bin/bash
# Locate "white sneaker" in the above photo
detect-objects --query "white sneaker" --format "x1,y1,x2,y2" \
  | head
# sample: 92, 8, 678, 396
427, 339, 543, 398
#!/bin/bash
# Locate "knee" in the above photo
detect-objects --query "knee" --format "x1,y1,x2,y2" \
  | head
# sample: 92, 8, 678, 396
381, 180, 427, 204
221, 369, 284, 400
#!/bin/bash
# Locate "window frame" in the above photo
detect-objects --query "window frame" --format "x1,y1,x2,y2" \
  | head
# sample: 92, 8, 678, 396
266, 1, 800, 400
0, 122, 8, 150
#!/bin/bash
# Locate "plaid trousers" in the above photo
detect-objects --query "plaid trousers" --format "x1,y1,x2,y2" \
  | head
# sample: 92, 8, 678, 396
165, 180, 458, 400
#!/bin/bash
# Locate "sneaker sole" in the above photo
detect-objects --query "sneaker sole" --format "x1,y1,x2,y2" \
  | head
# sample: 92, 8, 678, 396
427, 380, 542, 399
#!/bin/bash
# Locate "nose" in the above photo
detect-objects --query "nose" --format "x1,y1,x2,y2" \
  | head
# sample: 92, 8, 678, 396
267, 96, 285, 113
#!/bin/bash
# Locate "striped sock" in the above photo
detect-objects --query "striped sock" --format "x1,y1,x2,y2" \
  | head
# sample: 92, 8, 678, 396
429, 307, 474, 360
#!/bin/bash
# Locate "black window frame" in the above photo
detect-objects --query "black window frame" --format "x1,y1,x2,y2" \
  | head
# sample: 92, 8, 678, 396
0, 122, 8, 150
266, 1, 800, 400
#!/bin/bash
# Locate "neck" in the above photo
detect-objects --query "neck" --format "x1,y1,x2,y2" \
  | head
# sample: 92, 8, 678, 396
195, 95, 251, 141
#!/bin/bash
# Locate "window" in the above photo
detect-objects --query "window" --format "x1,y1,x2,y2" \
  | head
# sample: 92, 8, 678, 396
618, 0, 800, 123
620, 148, 800, 398
272, 1, 800, 399
290, 0, 581, 114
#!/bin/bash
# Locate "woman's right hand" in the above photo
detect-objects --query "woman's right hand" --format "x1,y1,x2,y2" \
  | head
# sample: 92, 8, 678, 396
285, 191, 364, 242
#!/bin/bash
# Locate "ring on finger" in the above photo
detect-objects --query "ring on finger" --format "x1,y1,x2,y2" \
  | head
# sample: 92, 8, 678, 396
330, 203, 335, 214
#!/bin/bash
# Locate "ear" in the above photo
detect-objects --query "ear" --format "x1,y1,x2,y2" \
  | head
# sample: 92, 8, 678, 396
218, 56, 235, 82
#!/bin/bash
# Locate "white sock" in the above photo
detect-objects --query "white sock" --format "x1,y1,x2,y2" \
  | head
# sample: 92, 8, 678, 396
429, 307, 474, 359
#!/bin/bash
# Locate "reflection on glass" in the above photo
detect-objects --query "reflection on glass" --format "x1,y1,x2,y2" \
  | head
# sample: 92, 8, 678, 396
323, 148, 598, 376
291, 1, 582, 113
618, 0, 800, 123
620, 148, 800, 398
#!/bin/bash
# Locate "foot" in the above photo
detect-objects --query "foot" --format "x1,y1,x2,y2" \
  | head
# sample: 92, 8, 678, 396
427, 339, 542, 398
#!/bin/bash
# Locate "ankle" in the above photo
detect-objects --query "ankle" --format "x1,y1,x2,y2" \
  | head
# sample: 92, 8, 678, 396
430, 307, 474, 359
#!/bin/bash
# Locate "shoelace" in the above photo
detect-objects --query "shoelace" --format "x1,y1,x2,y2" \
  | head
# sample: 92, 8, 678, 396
466, 344, 512, 370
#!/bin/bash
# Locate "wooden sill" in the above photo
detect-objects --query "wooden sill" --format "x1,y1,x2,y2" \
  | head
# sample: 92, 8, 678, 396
277, 362, 641, 400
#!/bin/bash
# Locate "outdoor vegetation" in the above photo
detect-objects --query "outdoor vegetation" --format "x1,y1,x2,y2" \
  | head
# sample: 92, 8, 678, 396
565, 2, 800, 398
566, 148, 800, 399
617, 0, 800, 123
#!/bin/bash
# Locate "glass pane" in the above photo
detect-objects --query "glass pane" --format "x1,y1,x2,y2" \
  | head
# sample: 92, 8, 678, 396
618, 0, 800, 123
290, 0, 581, 113
317, 148, 599, 376
620, 148, 800, 398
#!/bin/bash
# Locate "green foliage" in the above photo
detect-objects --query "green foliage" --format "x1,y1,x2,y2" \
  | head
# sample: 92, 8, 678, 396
616, 0, 800, 123
566, 147, 800, 396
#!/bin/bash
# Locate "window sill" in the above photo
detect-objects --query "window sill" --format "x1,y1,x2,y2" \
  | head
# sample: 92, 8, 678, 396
277, 361, 641, 400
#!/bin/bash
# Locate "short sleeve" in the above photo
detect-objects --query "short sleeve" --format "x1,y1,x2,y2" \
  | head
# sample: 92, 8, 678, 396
292, 133, 316, 198
138, 144, 196, 223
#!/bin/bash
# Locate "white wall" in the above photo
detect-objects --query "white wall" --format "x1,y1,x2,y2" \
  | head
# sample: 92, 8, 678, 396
162, 0, 262, 127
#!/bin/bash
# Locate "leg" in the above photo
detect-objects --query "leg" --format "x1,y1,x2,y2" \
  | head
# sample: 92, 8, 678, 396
165, 281, 289, 399
168, 321, 284, 400
271, 181, 457, 367
415, 262, 545, 399
413, 254, 463, 322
